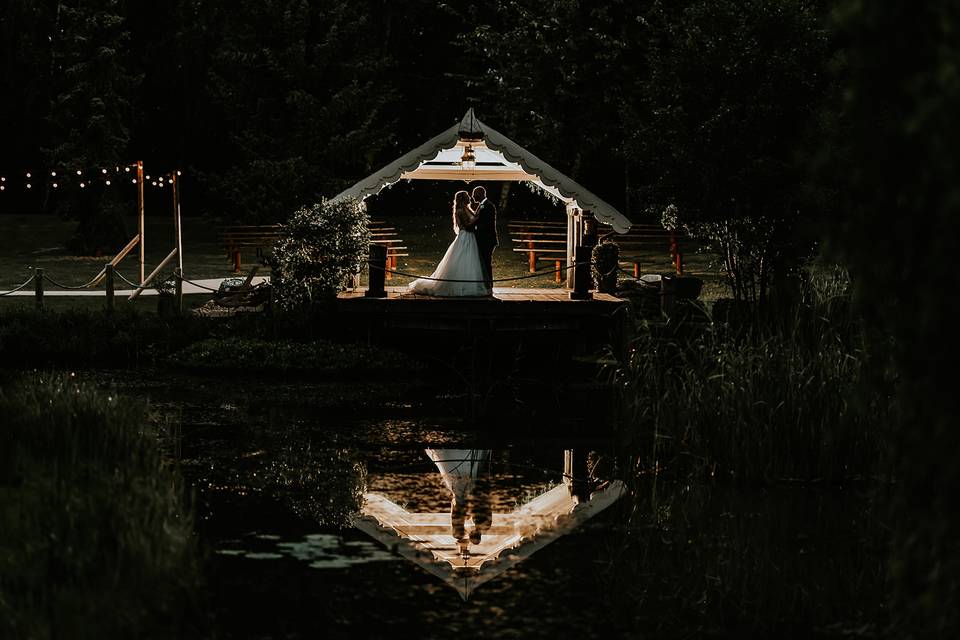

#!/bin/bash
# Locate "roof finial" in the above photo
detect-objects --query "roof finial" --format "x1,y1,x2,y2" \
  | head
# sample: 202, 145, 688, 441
458, 107, 483, 142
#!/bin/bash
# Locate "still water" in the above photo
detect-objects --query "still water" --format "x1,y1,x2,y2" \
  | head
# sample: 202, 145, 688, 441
112, 372, 885, 639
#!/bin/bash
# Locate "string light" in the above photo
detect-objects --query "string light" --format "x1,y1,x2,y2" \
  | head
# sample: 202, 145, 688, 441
151, 181, 157, 186
105, 180, 111, 186
101, 168, 107, 174
131, 178, 137, 184
76, 170, 82, 175
125, 167, 130, 173
51, 171, 56, 177
1, 177, 5, 182
26, 172, 31, 178
177, 170, 182, 176
26, 183, 32, 189
145, 174, 151, 180
52, 182, 58, 188
80, 182, 86, 188
0, 186, 4, 191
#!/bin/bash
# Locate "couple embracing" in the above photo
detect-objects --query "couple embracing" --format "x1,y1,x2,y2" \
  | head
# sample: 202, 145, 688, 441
408, 186, 498, 297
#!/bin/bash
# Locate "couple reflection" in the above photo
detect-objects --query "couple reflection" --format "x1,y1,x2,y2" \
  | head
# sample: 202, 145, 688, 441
425, 449, 493, 560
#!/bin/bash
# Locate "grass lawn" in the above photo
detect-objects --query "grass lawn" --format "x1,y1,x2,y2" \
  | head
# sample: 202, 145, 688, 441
0, 212, 729, 309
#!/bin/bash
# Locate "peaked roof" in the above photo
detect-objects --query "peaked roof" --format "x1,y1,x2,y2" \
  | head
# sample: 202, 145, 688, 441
330, 108, 632, 233
353, 480, 626, 600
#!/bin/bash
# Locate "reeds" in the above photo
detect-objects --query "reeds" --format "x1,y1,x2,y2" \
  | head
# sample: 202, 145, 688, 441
0, 374, 201, 639
612, 297, 891, 484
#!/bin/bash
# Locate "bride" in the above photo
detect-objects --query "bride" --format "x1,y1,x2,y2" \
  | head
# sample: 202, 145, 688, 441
407, 190, 492, 297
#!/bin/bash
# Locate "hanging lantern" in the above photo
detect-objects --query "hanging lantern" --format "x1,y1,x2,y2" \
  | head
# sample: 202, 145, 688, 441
460, 144, 476, 171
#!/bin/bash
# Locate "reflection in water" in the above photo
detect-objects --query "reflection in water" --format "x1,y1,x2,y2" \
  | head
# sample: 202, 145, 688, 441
354, 449, 624, 600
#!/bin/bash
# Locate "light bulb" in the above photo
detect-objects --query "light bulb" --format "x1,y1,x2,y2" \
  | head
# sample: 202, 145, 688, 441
101, 168, 107, 174
105, 180, 111, 186
51, 171, 56, 177
80, 182, 85, 188
77, 170, 82, 175
125, 167, 130, 172
52, 182, 58, 188
26, 183, 32, 189
131, 178, 137, 184
0, 185, 5, 191
26, 172, 31, 178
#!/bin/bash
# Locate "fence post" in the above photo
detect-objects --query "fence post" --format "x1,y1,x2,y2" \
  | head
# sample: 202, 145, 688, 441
34, 268, 44, 311
569, 245, 593, 301
105, 264, 115, 314
174, 267, 183, 315
365, 243, 388, 298
660, 274, 676, 317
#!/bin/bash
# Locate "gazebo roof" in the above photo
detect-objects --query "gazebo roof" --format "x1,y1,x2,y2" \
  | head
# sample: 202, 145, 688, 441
330, 109, 632, 233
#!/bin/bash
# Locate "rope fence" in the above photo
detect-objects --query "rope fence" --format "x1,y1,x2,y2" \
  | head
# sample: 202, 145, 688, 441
0, 275, 36, 297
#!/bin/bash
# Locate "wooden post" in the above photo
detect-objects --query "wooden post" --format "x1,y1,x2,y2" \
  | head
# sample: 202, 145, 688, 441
173, 266, 183, 315
172, 171, 183, 274
232, 249, 241, 273
661, 275, 676, 317
137, 160, 145, 284
554, 259, 562, 284
527, 235, 535, 273
105, 263, 115, 314
365, 243, 388, 298
569, 245, 593, 301
566, 204, 577, 289
34, 268, 44, 311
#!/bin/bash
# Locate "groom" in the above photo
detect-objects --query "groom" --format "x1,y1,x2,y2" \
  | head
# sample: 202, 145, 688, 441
471, 185, 498, 291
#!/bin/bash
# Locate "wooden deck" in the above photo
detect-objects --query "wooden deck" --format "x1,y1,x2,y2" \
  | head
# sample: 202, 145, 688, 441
338, 286, 621, 303
335, 287, 627, 334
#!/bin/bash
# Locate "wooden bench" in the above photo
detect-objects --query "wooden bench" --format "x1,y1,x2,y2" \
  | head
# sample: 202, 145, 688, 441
602, 224, 686, 277
508, 220, 567, 283
509, 219, 687, 282
221, 224, 283, 273
369, 220, 408, 280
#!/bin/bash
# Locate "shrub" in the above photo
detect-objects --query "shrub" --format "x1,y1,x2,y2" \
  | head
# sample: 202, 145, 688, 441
0, 374, 201, 639
169, 336, 420, 377
270, 198, 370, 310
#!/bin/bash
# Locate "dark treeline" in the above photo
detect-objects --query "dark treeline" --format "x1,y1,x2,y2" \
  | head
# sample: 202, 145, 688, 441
1, 1, 831, 257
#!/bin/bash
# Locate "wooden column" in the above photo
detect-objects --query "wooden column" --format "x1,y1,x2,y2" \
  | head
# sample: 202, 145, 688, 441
137, 160, 145, 284
565, 204, 577, 289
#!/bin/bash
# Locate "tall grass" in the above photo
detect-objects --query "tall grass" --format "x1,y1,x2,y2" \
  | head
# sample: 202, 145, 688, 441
0, 374, 201, 639
613, 297, 891, 484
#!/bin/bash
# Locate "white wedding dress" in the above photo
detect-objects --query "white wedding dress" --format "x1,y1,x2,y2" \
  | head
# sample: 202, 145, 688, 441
408, 223, 491, 297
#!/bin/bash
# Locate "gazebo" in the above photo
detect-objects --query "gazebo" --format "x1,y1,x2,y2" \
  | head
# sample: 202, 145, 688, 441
331, 109, 632, 289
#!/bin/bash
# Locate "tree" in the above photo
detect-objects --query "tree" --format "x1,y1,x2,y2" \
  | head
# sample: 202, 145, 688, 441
46, 0, 140, 253
634, 0, 830, 303
826, 3, 960, 634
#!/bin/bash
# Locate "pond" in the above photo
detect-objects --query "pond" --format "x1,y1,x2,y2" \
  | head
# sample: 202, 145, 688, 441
102, 370, 886, 639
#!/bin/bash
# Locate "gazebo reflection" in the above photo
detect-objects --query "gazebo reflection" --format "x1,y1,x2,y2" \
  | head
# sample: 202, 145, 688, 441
353, 449, 625, 600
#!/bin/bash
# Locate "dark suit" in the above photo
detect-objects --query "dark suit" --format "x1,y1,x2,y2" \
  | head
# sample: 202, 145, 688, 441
473, 198, 498, 289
